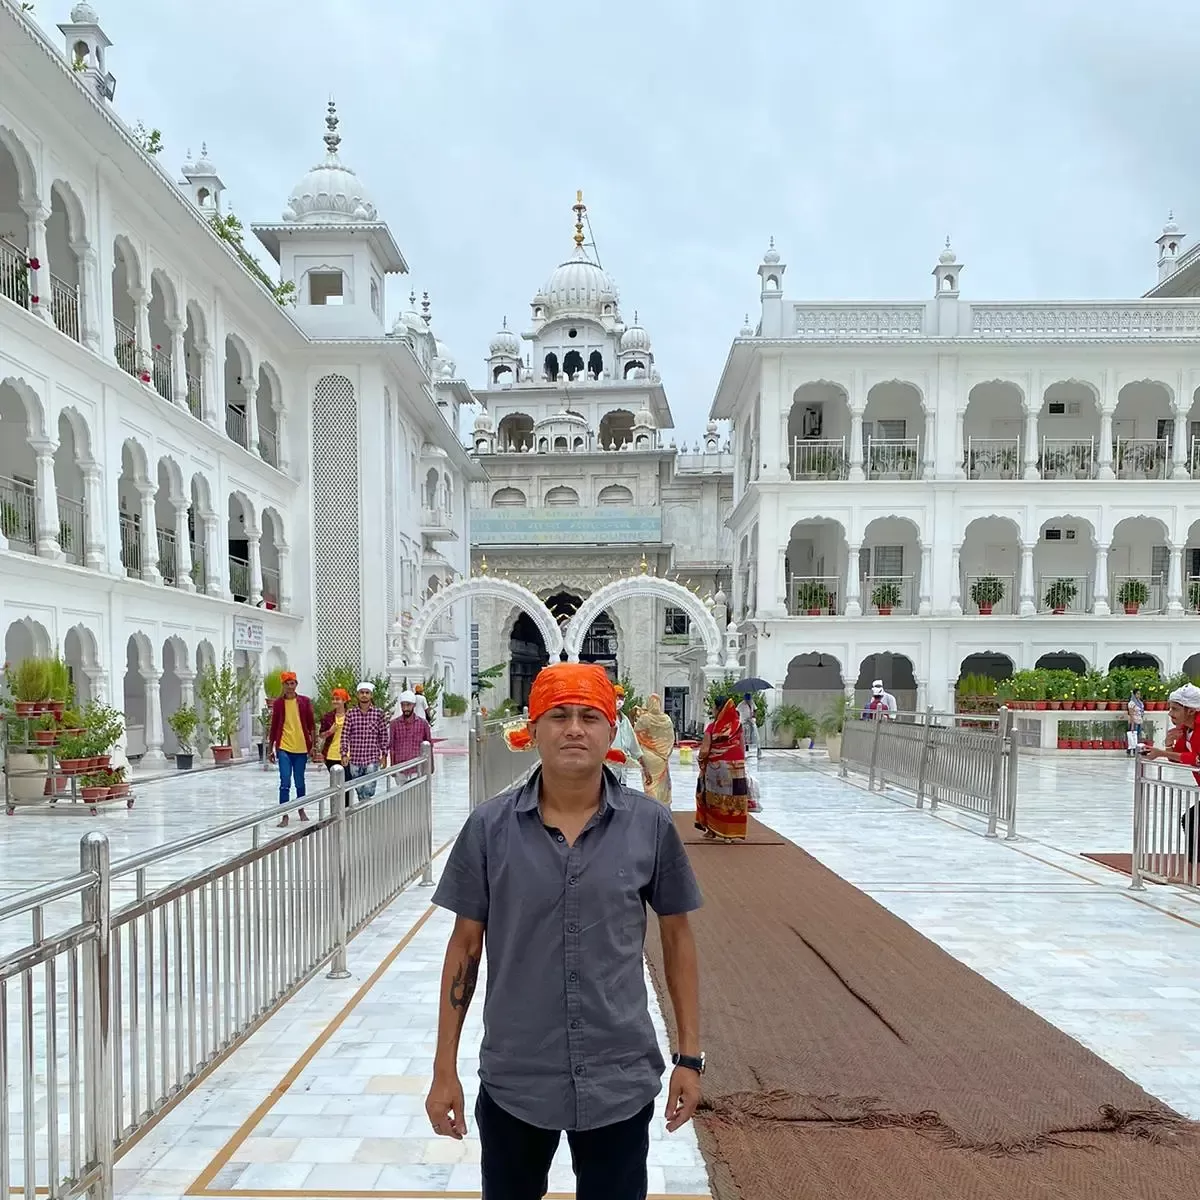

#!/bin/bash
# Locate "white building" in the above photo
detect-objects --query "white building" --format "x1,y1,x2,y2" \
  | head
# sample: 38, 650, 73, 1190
464, 194, 734, 731
715, 231, 1200, 717
0, 2, 475, 764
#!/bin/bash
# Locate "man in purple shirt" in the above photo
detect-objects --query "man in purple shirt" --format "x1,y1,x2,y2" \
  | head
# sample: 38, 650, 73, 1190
340, 682, 389, 801
390, 690, 433, 776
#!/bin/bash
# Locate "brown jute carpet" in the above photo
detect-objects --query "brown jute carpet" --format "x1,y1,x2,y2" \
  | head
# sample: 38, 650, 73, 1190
646, 815, 1200, 1199
1082, 851, 1197, 885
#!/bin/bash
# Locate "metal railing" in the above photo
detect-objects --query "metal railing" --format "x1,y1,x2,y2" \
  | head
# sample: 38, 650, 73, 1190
1114, 437, 1169, 480
185, 372, 202, 419
469, 711, 538, 811
1038, 574, 1090, 614
0, 753, 434, 1200
866, 436, 921, 479
190, 543, 206, 592
1, 234, 29, 310
257, 426, 278, 467
1130, 757, 1199, 892
113, 319, 138, 378
150, 346, 173, 403
789, 437, 848, 480
225, 406, 247, 448
864, 573, 914, 614
788, 575, 839, 615
51, 274, 80, 342
156, 527, 177, 585
0, 473, 37, 552
261, 565, 280, 609
1040, 436, 1095, 479
229, 555, 250, 602
963, 573, 1016, 615
58, 494, 86, 564
966, 436, 1020, 479
840, 707, 1018, 838
118, 514, 140, 577
1112, 573, 1166, 615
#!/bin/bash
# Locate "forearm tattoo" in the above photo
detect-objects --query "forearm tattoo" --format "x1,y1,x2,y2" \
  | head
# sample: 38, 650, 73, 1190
449, 954, 480, 1028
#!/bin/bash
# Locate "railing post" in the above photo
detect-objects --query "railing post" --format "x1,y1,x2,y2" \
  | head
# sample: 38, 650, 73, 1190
80, 831, 114, 1200
326, 766, 350, 979
914, 706, 935, 809
984, 708, 1009, 839
420, 740, 435, 887
1004, 709, 1019, 840
1129, 756, 1146, 891
867, 714, 883, 791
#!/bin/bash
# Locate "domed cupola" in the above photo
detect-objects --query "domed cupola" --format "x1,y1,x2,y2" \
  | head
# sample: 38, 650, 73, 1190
617, 310, 653, 381
433, 338, 457, 380
487, 317, 522, 387
533, 407, 590, 454
630, 406, 657, 450
530, 192, 620, 324
619, 315, 651, 354
283, 101, 378, 225
472, 406, 495, 454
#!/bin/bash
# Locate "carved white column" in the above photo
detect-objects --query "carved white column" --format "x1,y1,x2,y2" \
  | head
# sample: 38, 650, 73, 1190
200, 342, 221, 429
848, 409, 865, 481
1168, 543, 1184, 615
845, 543, 862, 617
168, 320, 187, 407
918, 545, 933, 616
1092, 543, 1110, 616
1172, 410, 1190, 480
1018, 543, 1035, 616
131, 288, 152, 379
244, 378, 260, 454
1022, 405, 1039, 480
81, 462, 106, 571
140, 670, 167, 767
22, 204, 54, 326
247, 528, 263, 605
747, 561, 759, 617
921, 405, 936, 479
178, 670, 195, 710
202, 512, 225, 598
174, 500, 194, 591
277, 542, 292, 612
953, 410, 966, 480
71, 242, 102, 352
137, 483, 162, 584
31, 440, 64, 561
949, 545, 963, 616
274, 403, 290, 472
1097, 409, 1115, 479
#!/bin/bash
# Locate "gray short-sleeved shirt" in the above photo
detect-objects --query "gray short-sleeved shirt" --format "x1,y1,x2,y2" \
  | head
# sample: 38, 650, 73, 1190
432, 765, 702, 1132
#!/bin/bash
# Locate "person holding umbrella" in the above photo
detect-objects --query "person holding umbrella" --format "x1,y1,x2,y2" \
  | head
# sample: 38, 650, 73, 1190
729, 677, 770, 762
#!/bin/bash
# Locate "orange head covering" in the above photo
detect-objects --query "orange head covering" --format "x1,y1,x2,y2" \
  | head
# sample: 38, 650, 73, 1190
279, 671, 298, 684
528, 663, 617, 724
330, 687, 350, 702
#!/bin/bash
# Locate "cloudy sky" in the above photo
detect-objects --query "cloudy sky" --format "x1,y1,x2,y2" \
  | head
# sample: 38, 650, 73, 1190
50, 0, 1200, 439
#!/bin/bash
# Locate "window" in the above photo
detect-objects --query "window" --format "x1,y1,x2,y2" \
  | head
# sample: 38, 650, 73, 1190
308, 271, 345, 306
597, 484, 633, 506
663, 607, 690, 637
544, 486, 579, 507
491, 487, 526, 508
1151, 545, 1169, 582
860, 545, 903, 577
877, 419, 906, 440
370, 279, 380, 316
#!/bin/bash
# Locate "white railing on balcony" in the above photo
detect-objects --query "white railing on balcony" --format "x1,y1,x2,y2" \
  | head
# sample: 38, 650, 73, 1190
151, 345, 173, 402
792, 304, 925, 339
1114, 437, 1169, 480
190, 542, 206, 592
57, 494, 85, 564
1112, 574, 1167, 615
966, 437, 1020, 479
225, 405, 248, 447
258, 426, 279, 467
185, 371, 203, 418
866, 437, 921, 480
118, 513, 141, 577
788, 575, 840, 615
50, 273, 80, 341
422, 505, 452, 529
789, 437, 848, 480
156, 527, 177, 584
964, 574, 1016, 615
971, 302, 1200, 339
261, 565, 280, 609
0, 474, 36, 553
1038, 574, 1090, 614
0, 234, 29, 311
1188, 575, 1200, 613
1040, 437, 1095, 479
229, 554, 251, 602
114, 317, 139, 378
864, 574, 914, 614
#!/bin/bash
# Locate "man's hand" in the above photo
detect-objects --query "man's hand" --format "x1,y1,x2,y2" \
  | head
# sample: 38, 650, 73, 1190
664, 1065, 701, 1132
267, 749, 276, 765
425, 1069, 467, 1139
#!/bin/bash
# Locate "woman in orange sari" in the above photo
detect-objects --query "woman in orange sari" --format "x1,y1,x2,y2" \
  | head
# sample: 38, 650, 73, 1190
695, 699, 748, 841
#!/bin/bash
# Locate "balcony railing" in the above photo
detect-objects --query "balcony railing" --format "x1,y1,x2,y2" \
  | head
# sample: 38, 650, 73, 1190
157, 527, 178, 585
229, 554, 251, 602
151, 346, 173, 402
789, 437, 848, 480
190, 542, 206, 592
1112, 574, 1167, 615
1188, 575, 1200, 613
1038, 574, 1090, 614
963, 573, 1016, 615
966, 437, 1020, 480
0, 235, 29, 311
186, 371, 203, 419
225, 406, 248, 447
261, 565, 280, 610
258, 426, 279, 467
0, 474, 36, 553
788, 575, 840, 615
50, 274, 80, 342
114, 318, 139, 378
866, 437, 921, 480
119, 513, 141, 577
1114, 437, 1169, 480
864, 574, 915, 614
1040, 437, 1095, 480
57, 494, 85, 564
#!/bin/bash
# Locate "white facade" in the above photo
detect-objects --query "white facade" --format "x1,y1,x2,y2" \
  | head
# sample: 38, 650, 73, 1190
716, 231, 1200, 716
0, 2, 474, 761
465, 195, 734, 731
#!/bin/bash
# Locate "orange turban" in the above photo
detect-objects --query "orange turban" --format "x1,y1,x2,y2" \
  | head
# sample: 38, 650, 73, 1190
528, 663, 617, 724
280, 671, 297, 684
330, 687, 350, 702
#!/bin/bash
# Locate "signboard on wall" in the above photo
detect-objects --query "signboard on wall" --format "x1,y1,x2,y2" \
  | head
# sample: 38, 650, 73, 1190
472, 507, 662, 546
233, 616, 265, 653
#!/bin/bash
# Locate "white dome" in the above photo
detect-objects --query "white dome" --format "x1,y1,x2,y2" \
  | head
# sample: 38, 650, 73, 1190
538, 246, 618, 316
283, 102, 378, 225
633, 408, 656, 429
70, 2, 98, 21
620, 322, 651, 353
489, 324, 519, 357
1163, 212, 1181, 236
939, 236, 957, 265
391, 304, 424, 338
433, 339, 457, 378
537, 408, 587, 429
473, 408, 493, 433
763, 237, 780, 265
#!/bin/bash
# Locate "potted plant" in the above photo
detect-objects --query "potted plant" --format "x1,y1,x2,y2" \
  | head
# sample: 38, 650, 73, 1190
79, 773, 110, 802
1189, 579, 1200, 613
970, 575, 1005, 616
1116, 578, 1149, 615
871, 579, 902, 615
4, 657, 51, 715
167, 705, 199, 770
443, 692, 468, 717
32, 713, 57, 746
1044, 578, 1077, 614
197, 658, 250, 764
796, 580, 831, 616
80, 702, 123, 768
770, 703, 814, 749
818, 695, 847, 762
107, 767, 131, 799
999, 446, 1018, 479
55, 730, 90, 775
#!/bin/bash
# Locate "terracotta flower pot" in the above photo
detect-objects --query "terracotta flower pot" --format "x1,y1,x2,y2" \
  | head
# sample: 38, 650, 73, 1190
14, 701, 36, 716
59, 758, 89, 774
34, 729, 56, 746
878, 606, 893, 616
1057, 738, 1068, 749
1047, 701, 1061, 710
978, 603, 993, 615
80, 785, 109, 802
49, 702, 65, 718
807, 607, 822, 616
212, 745, 234, 764
94, 754, 111, 769
1034, 701, 1047, 710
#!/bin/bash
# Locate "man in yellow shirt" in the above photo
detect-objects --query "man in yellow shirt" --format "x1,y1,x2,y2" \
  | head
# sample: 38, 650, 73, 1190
267, 671, 316, 826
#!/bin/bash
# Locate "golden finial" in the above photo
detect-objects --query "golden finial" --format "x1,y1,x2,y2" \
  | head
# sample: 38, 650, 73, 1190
639, 552, 648, 574
573, 189, 586, 250
480, 555, 488, 576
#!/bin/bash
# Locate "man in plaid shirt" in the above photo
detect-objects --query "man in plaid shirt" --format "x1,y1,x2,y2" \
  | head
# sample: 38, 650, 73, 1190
341, 682, 390, 800
391, 690, 434, 777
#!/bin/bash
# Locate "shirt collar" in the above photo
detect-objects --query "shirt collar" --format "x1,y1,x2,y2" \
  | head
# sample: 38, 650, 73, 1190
514, 764, 629, 814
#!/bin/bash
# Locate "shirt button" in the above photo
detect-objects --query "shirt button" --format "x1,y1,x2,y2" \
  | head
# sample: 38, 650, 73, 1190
571, 1019, 581, 1029
569, 876, 578, 885
574, 1065, 585, 1076
568, 971, 577, 982
556, 834, 565, 843
568, 923, 578, 933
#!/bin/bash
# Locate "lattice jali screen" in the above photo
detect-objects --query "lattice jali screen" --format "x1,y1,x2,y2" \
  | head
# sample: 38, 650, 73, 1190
384, 387, 397, 627
312, 374, 362, 669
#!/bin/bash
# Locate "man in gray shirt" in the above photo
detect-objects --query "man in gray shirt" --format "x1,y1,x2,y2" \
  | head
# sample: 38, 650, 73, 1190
426, 662, 704, 1200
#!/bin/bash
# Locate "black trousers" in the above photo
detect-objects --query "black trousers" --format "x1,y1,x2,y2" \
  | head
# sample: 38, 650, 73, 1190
476, 1085, 652, 1200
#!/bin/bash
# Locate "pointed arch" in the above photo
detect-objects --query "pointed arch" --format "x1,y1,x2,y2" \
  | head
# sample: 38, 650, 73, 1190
1, 375, 47, 440
0, 124, 37, 203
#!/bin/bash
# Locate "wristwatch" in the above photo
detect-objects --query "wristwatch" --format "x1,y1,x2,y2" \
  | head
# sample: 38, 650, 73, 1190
672, 1051, 706, 1075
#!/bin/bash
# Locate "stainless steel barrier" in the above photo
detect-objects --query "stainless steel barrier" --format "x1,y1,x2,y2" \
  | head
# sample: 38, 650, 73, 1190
0, 747, 434, 1200
840, 708, 1018, 839
468, 711, 538, 812
1130, 756, 1200, 892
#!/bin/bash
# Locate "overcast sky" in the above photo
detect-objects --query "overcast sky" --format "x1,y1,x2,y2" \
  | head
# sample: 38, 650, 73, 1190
57, 0, 1200, 440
